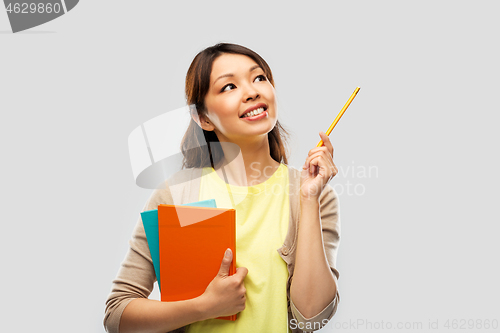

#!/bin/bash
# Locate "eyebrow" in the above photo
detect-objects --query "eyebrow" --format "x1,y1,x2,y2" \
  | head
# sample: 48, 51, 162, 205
213, 65, 262, 86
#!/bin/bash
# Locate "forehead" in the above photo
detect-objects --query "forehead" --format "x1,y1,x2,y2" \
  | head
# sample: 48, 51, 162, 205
211, 53, 259, 79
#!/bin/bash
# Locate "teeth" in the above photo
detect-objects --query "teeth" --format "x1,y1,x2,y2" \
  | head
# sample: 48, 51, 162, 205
243, 107, 265, 118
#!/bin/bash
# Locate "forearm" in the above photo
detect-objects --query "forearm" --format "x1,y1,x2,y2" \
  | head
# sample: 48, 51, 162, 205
120, 296, 209, 333
290, 198, 337, 318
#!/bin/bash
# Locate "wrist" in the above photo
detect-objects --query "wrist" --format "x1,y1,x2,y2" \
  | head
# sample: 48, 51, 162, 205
300, 194, 320, 205
194, 294, 213, 321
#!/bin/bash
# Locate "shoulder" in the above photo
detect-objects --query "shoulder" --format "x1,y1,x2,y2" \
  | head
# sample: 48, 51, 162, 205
285, 164, 301, 179
167, 167, 203, 186
145, 167, 204, 210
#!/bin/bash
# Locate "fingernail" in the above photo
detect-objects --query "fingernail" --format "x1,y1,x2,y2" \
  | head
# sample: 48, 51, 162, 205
225, 249, 231, 258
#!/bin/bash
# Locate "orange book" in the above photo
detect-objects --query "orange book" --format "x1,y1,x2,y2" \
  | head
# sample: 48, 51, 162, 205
158, 204, 237, 321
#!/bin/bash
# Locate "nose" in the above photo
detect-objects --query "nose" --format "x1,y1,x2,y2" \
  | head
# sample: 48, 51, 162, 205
243, 83, 259, 101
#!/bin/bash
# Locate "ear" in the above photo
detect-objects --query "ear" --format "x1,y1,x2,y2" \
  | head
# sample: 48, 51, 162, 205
190, 106, 215, 132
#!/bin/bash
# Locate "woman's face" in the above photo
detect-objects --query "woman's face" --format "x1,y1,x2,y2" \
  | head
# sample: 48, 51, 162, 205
202, 53, 278, 143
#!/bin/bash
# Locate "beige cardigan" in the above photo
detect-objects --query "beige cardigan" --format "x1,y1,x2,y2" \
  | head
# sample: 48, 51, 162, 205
104, 165, 341, 333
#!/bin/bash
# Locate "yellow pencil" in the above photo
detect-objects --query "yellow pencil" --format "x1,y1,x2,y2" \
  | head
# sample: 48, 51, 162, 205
316, 87, 360, 147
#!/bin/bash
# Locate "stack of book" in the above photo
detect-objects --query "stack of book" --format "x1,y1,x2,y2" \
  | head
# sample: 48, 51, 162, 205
141, 199, 237, 321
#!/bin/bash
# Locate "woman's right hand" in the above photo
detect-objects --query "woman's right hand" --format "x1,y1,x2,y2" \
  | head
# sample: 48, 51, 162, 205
200, 248, 248, 319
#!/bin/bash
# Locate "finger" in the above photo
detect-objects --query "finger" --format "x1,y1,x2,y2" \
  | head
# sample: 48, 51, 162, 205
319, 131, 334, 158
309, 147, 333, 165
309, 153, 336, 177
235, 266, 248, 279
310, 155, 326, 176
305, 151, 322, 174
218, 248, 232, 277
328, 161, 339, 181
306, 150, 334, 171
306, 153, 321, 175
331, 161, 338, 175
307, 146, 329, 157
319, 132, 334, 159
309, 154, 326, 177
305, 148, 330, 170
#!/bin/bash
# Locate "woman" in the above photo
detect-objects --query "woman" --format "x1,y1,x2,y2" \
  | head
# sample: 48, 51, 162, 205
104, 43, 341, 333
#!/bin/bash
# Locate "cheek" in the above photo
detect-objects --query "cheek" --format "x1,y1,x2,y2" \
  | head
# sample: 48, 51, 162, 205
262, 85, 276, 100
215, 97, 239, 116
206, 99, 234, 122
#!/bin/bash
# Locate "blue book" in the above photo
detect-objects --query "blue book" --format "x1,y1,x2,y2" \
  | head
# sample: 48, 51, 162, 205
141, 199, 217, 290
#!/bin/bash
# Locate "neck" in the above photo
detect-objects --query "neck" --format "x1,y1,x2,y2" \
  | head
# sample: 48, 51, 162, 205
213, 135, 280, 186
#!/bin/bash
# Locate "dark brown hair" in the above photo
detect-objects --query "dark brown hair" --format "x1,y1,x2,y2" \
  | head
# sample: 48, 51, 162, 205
181, 43, 291, 169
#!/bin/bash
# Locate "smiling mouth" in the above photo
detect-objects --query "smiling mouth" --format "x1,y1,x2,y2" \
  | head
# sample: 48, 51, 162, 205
240, 106, 268, 118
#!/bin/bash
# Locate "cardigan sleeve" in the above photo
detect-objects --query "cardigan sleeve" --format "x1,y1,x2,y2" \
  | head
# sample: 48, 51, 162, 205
103, 186, 186, 333
289, 184, 341, 332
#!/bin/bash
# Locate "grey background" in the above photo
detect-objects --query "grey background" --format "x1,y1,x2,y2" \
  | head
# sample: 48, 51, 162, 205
1, 1, 499, 332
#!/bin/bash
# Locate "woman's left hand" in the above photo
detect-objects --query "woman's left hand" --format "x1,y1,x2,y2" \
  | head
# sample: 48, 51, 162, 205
300, 131, 338, 201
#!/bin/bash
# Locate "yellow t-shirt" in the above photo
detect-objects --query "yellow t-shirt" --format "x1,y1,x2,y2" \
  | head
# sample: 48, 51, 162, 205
186, 163, 291, 333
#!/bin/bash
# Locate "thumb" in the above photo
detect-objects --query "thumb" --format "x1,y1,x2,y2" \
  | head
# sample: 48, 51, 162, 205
217, 248, 232, 277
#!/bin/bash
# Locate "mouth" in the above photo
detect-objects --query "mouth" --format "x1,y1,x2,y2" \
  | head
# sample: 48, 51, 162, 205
240, 105, 268, 118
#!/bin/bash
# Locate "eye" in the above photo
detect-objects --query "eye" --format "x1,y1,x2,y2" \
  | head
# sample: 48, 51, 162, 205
254, 74, 267, 82
221, 83, 236, 93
